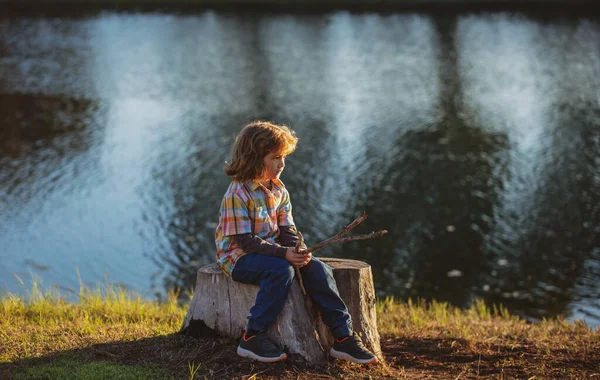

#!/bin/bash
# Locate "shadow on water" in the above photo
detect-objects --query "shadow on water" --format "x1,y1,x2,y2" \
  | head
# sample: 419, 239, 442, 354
0, 91, 104, 231
340, 14, 510, 309
484, 99, 600, 320
2, 1, 599, 19
0, 93, 93, 156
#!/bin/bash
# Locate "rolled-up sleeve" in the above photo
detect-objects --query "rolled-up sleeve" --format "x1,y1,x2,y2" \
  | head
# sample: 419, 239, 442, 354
277, 189, 295, 227
278, 225, 307, 250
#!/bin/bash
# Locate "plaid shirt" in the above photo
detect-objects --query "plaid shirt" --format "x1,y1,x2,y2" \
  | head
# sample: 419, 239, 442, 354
215, 179, 295, 275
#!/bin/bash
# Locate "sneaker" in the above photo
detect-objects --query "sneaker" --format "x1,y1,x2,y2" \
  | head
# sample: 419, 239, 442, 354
330, 332, 378, 364
237, 331, 287, 363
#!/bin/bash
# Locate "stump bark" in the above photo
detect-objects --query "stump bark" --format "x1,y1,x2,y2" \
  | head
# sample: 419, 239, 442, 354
180, 257, 381, 366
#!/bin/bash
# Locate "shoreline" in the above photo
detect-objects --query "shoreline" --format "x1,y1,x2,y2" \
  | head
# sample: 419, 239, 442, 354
2, 0, 597, 14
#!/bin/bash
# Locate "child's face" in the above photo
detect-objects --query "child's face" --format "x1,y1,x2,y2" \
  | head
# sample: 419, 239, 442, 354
262, 151, 286, 181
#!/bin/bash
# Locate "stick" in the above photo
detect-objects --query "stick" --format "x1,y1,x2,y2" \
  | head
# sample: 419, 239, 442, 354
313, 212, 368, 247
304, 229, 388, 254
295, 232, 307, 295
293, 213, 388, 295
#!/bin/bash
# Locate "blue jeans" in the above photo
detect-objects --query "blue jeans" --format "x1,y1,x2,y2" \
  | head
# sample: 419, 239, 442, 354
231, 254, 352, 339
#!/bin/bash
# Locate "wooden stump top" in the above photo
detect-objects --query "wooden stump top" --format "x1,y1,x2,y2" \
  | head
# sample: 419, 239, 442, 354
199, 257, 370, 274
318, 257, 370, 270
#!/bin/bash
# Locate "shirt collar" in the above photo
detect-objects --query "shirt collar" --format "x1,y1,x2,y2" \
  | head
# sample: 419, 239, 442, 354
248, 178, 285, 191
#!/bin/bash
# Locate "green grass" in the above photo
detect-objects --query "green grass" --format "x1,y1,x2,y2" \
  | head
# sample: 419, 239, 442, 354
0, 275, 188, 379
1, 278, 599, 379
1, 276, 186, 364
13, 358, 161, 380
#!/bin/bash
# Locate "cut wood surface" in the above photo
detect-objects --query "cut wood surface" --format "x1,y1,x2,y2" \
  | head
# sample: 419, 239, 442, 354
180, 257, 381, 366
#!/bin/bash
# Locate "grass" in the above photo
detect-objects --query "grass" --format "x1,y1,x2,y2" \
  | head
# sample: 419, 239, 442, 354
12, 359, 161, 380
377, 297, 600, 378
1, 279, 599, 379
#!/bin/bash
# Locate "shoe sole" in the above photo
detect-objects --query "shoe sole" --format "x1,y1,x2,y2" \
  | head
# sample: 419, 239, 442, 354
330, 348, 378, 364
237, 346, 287, 363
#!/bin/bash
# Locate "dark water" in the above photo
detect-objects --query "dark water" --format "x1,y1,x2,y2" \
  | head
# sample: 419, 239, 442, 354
1, 8, 599, 326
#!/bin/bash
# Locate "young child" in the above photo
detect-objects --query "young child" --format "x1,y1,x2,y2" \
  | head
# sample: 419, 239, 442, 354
215, 121, 377, 364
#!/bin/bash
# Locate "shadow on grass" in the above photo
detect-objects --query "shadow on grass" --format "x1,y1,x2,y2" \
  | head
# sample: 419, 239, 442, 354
0, 333, 252, 379
1, 332, 392, 379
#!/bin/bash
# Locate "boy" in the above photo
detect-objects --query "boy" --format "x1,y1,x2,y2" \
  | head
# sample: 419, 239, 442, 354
215, 121, 377, 364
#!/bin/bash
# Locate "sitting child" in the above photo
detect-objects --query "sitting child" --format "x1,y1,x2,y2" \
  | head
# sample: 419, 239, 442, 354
214, 121, 377, 364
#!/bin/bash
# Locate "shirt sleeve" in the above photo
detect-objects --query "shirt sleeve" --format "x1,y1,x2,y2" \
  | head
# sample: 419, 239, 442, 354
278, 225, 307, 250
277, 188, 295, 227
234, 234, 288, 259
220, 189, 253, 236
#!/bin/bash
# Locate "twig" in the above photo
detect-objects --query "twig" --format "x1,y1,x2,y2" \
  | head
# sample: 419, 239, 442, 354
294, 212, 387, 295
295, 232, 307, 295
312, 212, 368, 247
304, 230, 388, 254
293, 213, 388, 294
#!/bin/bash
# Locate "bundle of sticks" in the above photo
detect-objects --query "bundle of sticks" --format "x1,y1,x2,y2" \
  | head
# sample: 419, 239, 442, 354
294, 212, 387, 295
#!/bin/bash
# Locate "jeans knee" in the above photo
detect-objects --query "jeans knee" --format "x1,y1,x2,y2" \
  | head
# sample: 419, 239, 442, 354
268, 261, 295, 285
304, 258, 332, 277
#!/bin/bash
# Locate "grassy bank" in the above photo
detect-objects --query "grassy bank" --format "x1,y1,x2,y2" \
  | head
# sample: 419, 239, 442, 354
1, 283, 598, 379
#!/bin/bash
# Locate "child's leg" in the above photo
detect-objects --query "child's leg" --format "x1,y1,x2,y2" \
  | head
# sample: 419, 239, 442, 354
300, 258, 378, 364
298, 258, 352, 339
231, 253, 295, 332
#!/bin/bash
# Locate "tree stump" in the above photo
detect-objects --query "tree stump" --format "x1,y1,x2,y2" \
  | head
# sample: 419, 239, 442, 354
180, 257, 382, 366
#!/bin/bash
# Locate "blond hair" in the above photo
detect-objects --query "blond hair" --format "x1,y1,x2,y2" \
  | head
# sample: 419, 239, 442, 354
225, 121, 298, 183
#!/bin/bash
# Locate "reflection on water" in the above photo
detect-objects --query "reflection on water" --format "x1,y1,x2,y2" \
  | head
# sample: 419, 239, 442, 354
0, 8, 599, 324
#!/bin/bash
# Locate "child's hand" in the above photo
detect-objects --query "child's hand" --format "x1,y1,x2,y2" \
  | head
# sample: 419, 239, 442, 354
285, 247, 312, 268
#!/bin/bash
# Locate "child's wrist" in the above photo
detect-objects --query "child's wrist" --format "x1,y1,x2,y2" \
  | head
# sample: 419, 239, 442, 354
275, 246, 288, 259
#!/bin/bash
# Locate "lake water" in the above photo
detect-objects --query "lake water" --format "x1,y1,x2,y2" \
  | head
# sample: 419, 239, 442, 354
1, 6, 599, 326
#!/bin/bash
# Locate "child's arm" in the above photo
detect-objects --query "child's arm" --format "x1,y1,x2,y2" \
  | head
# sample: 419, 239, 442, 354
235, 233, 308, 267
234, 233, 289, 259
278, 225, 307, 250
276, 189, 308, 250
